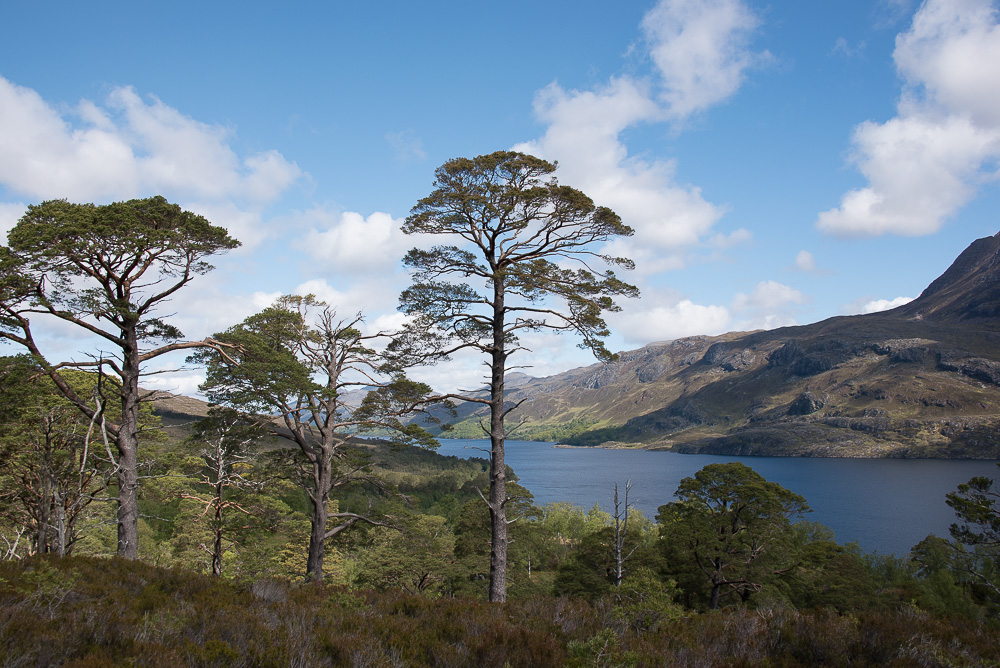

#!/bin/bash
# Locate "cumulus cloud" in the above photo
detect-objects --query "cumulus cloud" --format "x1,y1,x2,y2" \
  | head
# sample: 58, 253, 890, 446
292, 278, 405, 330
574, 280, 806, 352
818, 0, 1000, 237
730, 280, 806, 329
0, 76, 302, 246
512, 0, 766, 275
845, 295, 915, 314
709, 228, 753, 249
182, 200, 271, 250
831, 37, 866, 58
794, 249, 817, 272
615, 299, 732, 345
151, 272, 283, 342
141, 371, 207, 397
642, 0, 771, 120
294, 208, 411, 275
895, 0, 1000, 127
515, 79, 723, 274
611, 298, 732, 345
404, 348, 492, 395
732, 280, 806, 311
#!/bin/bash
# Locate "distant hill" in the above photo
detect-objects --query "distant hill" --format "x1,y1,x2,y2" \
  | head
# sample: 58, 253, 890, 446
442, 232, 1000, 458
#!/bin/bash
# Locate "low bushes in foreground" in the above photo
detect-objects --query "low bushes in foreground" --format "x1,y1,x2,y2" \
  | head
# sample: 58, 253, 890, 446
1, 555, 997, 667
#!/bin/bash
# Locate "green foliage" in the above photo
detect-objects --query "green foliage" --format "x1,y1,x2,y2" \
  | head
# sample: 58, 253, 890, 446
395, 150, 638, 366
928, 463, 1000, 609
2, 363, 996, 661
606, 567, 683, 634
396, 150, 640, 601
353, 514, 461, 596
195, 295, 440, 581
910, 535, 986, 618
449, 482, 545, 599
946, 463, 1000, 551
0, 357, 164, 557
1, 555, 998, 667
553, 537, 615, 600
658, 462, 810, 609
551, 507, 660, 601
0, 196, 240, 560
777, 538, 884, 611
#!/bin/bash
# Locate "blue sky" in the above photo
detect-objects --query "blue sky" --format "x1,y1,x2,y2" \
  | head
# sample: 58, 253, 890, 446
1, 0, 999, 395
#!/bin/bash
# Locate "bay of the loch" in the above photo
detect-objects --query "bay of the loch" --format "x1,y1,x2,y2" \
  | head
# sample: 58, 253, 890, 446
435, 439, 1000, 556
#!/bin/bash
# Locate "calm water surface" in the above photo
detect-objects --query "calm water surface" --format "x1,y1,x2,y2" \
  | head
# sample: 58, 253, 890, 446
436, 439, 1000, 556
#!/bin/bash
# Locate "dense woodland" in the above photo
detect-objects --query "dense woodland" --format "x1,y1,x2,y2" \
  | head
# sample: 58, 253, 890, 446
1, 360, 999, 665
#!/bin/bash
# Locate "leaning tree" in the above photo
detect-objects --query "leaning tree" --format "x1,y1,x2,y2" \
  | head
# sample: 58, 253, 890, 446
0, 197, 240, 558
392, 151, 638, 601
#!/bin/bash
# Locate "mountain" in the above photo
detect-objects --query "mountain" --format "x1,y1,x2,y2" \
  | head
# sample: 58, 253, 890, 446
444, 232, 1000, 458
896, 232, 1000, 324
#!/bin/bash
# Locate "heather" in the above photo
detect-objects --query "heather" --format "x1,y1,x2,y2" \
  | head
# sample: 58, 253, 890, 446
2, 555, 998, 667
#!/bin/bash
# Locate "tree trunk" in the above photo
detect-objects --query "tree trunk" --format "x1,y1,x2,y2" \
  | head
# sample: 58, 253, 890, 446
54, 489, 67, 558
116, 431, 140, 559
488, 276, 508, 603
611, 481, 631, 587
709, 582, 722, 610
117, 330, 142, 559
212, 488, 224, 577
38, 472, 52, 554
305, 451, 332, 581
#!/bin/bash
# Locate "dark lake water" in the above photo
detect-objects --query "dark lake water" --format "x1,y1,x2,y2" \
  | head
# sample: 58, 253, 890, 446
436, 439, 1000, 556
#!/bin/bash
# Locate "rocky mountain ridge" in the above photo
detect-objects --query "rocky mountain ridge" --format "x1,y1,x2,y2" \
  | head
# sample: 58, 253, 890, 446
447, 232, 1000, 458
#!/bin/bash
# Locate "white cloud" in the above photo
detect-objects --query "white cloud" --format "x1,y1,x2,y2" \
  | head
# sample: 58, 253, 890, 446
709, 228, 753, 249
140, 369, 207, 397
817, 113, 1000, 236
732, 280, 806, 311
794, 249, 817, 272
0, 76, 302, 250
513, 0, 766, 274
612, 299, 732, 344
895, 0, 1000, 127
0, 78, 137, 201
819, 0, 1000, 237
642, 0, 770, 120
515, 79, 724, 274
0, 202, 26, 242
291, 278, 404, 331
850, 295, 915, 314
294, 209, 411, 274
831, 37, 866, 58
153, 277, 283, 341
182, 200, 271, 250
405, 348, 491, 395
730, 280, 806, 330
242, 150, 305, 203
